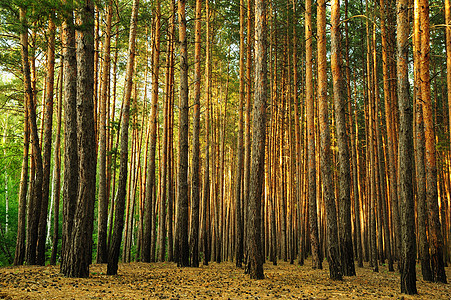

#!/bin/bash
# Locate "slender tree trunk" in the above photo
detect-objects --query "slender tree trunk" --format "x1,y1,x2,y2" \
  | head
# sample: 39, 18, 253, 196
244, 0, 254, 256
317, 0, 342, 280
21, 8, 43, 267
14, 88, 29, 266
235, 0, 245, 267
305, 0, 321, 270
189, 0, 202, 267
96, 0, 113, 264
50, 66, 63, 265
36, 15, 55, 265
202, 0, 211, 266
106, 0, 139, 275
176, 0, 190, 267
380, 0, 396, 272
397, 0, 417, 292
165, 0, 175, 262
247, 0, 266, 278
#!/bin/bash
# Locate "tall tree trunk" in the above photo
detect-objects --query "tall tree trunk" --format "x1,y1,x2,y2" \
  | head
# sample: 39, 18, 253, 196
244, 0, 254, 254
96, 0, 113, 264
380, 0, 396, 272
190, 0, 202, 267
65, 0, 96, 278
247, 0, 266, 278
419, 0, 448, 283
330, 0, 355, 276
397, 0, 417, 292
21, 8, 44, 267
36, 15, 55, 266
60, 0, 78, 275
202, 0, 211, 266
413, 0, 433, 281
176, 0, 190, 267
107, 0, 139, 275
317, 0, 342, 280
446, 0, 451, 174
165, 0, 175, 262
235, 0, 245, 268
305, 0, 321, 270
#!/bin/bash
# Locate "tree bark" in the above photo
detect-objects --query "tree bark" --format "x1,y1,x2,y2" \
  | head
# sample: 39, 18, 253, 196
330, 0, 355, 276
413, 0, 433, 281
60, 0, 78, 275
176, 0, 190, 267
317, 0, 342, 280
247, 0, 266, 278
190, 0, 202, 267
419, 0, 447, 283
65, 0, 96, 278
305, 0, 321, 270
96, 0, 113, 264
21, 8, 44, 267
235, 0, 245, 268
397, 0, 417, 292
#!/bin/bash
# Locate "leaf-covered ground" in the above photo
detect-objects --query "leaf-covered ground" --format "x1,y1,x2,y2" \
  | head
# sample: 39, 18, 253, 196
0, 258, 449, 299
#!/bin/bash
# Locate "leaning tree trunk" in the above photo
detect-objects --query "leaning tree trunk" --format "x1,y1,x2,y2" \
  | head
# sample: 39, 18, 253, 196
397, 0, 418, 293
107, 0, 139, 276
65, 0, 96, 278
247, 0, 266, 279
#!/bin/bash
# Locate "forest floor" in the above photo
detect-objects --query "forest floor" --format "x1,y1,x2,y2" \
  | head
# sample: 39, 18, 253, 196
0, 258, 450, 299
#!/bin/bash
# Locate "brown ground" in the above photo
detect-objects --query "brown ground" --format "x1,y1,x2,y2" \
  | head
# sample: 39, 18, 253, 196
0, 259, 449, 299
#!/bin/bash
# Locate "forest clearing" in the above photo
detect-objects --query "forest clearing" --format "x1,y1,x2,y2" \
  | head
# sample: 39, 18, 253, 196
1, 260, 449, 299
1, 0, 451, 295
